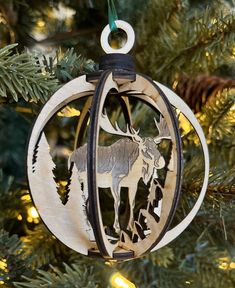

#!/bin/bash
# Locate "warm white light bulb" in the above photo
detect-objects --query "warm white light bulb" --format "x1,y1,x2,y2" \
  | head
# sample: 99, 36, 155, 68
110, 272, 136, 288
28, 207, 39, 219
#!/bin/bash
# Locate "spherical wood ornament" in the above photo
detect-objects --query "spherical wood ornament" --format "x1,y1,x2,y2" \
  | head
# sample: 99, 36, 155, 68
27, 21, 209, 261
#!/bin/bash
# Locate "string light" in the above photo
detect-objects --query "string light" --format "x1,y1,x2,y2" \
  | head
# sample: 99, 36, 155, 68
232, 46, 235, 59
172, 80, 178, 90
110, 272, 136, 288
57, 106, 80, 117
27, 207, 39, 224
178, 113, 192, 135
218, 257, 235, 270
37, 20, 45, 28
0, 259, 8, 272
21, 194, 31, 202
59, 181, 68, 187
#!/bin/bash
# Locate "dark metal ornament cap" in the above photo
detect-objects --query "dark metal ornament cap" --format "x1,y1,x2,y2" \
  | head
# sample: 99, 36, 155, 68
99, 53, 135, 71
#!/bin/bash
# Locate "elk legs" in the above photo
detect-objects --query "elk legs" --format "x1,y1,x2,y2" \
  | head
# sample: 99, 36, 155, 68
111, 183, 138, 233
127, 184, 138, 230
113, 198, 121, 233
111, 184, 121, 233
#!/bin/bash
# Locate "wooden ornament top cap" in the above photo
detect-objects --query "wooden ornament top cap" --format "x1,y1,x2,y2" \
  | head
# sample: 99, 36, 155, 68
99, 53, 135, 71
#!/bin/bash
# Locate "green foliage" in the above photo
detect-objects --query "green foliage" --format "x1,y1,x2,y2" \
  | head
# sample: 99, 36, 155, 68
0, 173, 25, 225
180, 246, 235, 288
0, 230, 32, 286
14, 263, 99, 288
136, 0, 235, 85
0, 44, 58, 102
148, 247, 175, 268
188, 87, 235, 196
200, 88, 235, 144
21, 224, 70, 269
43, 48, 96, 83
0, 105, 31, 177
117, 255, 189, 288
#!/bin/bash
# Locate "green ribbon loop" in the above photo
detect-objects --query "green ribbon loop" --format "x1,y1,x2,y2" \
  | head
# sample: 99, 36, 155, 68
108, 0, 118, 32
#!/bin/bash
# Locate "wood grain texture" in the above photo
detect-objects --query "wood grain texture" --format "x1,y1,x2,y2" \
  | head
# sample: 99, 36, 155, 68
87, 71, 119, 258
115, 74, 182, 257
85, 71, 182, 259
73, 96, 92, 150
29, 133, 96, 254
27, 76, 96, 255
27, 72, 195, 260
151, 82, 209, 251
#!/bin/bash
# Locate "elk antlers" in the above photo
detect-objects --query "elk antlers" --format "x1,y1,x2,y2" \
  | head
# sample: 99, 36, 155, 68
100, 112, 171, 144
154, 116, 171, 144
100, 111, 142, 142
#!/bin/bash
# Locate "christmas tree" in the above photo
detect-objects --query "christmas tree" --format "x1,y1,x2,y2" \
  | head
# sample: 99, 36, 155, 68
0, 0, 235, 287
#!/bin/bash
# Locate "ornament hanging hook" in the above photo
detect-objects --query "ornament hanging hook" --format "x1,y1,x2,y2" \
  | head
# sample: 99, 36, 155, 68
100, 20, 135, 54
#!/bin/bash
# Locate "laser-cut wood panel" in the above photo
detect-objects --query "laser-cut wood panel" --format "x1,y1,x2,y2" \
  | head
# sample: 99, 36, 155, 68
27, 71, 187, 260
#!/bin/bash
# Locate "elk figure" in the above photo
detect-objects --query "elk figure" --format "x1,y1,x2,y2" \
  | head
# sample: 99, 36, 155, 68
69, 113, 171, 233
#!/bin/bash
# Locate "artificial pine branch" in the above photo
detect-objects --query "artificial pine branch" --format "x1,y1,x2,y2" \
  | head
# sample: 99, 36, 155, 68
0, 230, 32, 286
0, 45, 95, 103
136, 0, 235, 85
0, 44, 58, 102
181, 143, 235, 195
21, 224, 70, 269
0, 168, 29, 225
118, 256, 189, 288
0, 180, 25, 223
14, 263, 99, 288
42, 48, 96, 83
200, 88, 235, 141
178, 243, 235, 288
148, 246, 175, 268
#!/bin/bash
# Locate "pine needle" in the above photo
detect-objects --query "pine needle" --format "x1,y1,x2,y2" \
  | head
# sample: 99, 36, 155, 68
0, 44, 58, 103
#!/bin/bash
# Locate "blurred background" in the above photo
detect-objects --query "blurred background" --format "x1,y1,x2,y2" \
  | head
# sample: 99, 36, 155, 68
0, 0, 235, 287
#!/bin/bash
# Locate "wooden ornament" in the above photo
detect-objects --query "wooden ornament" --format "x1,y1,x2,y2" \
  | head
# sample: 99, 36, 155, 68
27, 20, 209, 261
